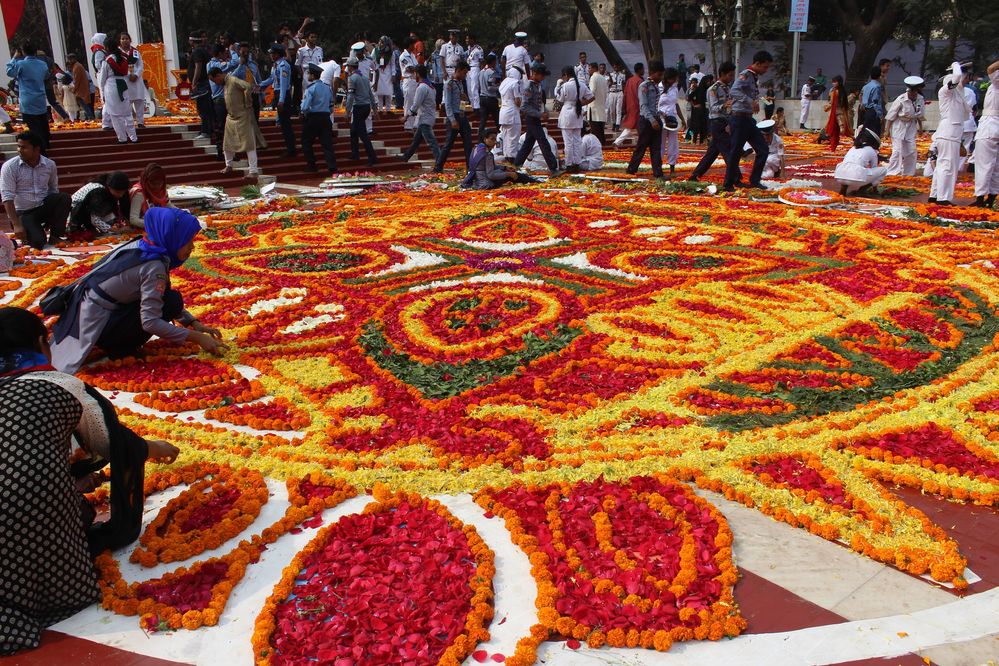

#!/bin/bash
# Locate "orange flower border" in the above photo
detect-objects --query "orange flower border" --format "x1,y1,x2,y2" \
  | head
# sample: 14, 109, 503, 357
130, 465, 269, 566
251, 485, 495, 666
472, 475, 745, 665
96, 466, 357, 632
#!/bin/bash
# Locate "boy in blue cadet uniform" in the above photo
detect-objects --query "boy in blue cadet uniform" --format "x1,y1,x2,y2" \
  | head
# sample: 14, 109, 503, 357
513, 64, 559, 173
260, 43, 296, 156
301, 63, 337, 174
690, 61, 735, 181
208, 44, 234, 160
860, 66, 885, 138
478, 54, 500, 140
232, 43, 262, 121
401, 64, 441, 164
344, 56, 378, 166
7, 44, 53, 152
626, 59, 666, 179
434, 61, 473, 173
724, 50, 773, 192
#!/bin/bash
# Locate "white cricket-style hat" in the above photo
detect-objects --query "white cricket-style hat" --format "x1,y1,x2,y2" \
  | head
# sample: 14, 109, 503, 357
351, 41, 365, 51
757, 119, 776, 131
514, 32, 527, 39
903, 75, 924, 87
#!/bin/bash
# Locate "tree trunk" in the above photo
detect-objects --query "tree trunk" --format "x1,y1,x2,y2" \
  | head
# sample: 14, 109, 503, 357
572, 0, 630, 73
831, 0, 902, 92
628, 0, 663, 64
920, 29, 931, 78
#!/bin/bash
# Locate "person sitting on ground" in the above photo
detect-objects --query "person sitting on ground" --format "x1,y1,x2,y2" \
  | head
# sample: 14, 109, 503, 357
580, 126, 604, 171
0, 306, 180, 656
128, 163, 173, 229
50, 207, 229, 374
494, 127, 559, 172
772, 107, 788, 136
834, 126, 887, 196
463, 128, 538, 190
69, 171, 130, 236
757, 119, 785, 179
0, 131, 71, 250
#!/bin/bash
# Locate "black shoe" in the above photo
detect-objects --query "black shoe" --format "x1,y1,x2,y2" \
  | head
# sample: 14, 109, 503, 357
283, 150, 296, 158
722, 185, 736, 193
936, 200, 954, 206
928, 197, 937, 203
800, 123, 806, 129
689, 174, 701, 182
987, 195, 997, 208
367, 160, 377, 167
749, 182, 768, 190
329, 169, 338, 175
304, 164, 319, 173
973, 196, 987, 207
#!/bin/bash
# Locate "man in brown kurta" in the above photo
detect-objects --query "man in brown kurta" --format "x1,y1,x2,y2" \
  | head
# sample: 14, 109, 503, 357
67, 54, 93, 120
211, 67, 267, 178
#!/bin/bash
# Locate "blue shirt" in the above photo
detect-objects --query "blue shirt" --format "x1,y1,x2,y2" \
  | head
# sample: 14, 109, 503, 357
230, 59, 260, 85
639, 79, 660, 123
345, 71, 374, 114
260, 58, 292, 103
729, 68, 759, 114
7, 56, 50, 115
302, 79, 332, 113
443, 78, 464, 117
861, 79, 884, 116
208, 56, 235, 98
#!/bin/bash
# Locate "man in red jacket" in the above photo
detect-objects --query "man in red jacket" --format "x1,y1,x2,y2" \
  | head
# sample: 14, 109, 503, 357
613, 62, 643, 147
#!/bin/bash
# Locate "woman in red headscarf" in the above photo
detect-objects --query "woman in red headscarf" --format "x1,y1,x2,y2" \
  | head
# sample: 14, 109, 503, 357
128, 162, 172, 228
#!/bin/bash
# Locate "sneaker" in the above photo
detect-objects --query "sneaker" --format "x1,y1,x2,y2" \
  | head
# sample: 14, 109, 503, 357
195, 133, 211, 139
247, 169, 260, 178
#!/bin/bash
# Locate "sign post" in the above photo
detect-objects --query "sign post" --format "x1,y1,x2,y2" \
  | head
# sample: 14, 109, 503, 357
788, 0, 809, 98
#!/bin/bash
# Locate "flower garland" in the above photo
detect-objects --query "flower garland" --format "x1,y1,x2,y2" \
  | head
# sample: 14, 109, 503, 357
252, 486, 494, 666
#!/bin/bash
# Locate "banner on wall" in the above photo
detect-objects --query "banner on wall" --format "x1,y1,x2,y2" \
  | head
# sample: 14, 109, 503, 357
788, 0, 810, 32
1, 0, 26, 40
137, 43, 168, 103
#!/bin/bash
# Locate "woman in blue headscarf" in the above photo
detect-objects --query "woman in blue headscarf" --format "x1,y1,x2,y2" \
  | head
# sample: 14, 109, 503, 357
50, 207, 228, 374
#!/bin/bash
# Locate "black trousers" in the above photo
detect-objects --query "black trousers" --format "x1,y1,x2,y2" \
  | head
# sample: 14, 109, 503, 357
350, 104, 377, 164
434, 113, 472, 171
302, 112, 337, 171
17, 193, 70, 249
514, 117, 558, 171
212, 97, 227, 158
251, 93, 260, 122
277, 101, 296, 154
478, 96, 499, 140
725, 114, 768, 187
627, 118, 663, 178
23, 113, 50, 152
45, 84, 69, 120
590, 121, 606, 145
97, 288, 184, 356
692, 118, 734, 179
194, 92, 214, 135
861, 107, 882, 136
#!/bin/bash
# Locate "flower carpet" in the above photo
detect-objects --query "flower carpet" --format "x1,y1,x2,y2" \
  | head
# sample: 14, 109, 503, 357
6, 175, 999, 665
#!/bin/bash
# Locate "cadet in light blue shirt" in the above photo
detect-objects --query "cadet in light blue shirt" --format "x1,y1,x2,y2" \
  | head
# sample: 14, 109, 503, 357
724, 50, 774, 190
300, 63, 337, 174
401, 65, 442, 164
626, 60, 666, 179
344, 56, 377, 166
259, 44, 296, 155
434, 61, 473, 173
7, 43, 53, 151
860, 66, 885, 135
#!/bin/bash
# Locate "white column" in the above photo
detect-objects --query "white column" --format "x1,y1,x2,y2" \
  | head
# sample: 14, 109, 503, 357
78, 0, 99, 82
123, 0, 142, 43
0, 2, 12, 87
42, 0, 67, 66
158, 0, 178, 94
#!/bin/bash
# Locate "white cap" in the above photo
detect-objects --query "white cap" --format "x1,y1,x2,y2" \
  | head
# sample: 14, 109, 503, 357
757, 119, 776, 131
903, 75, 924, 87
351, 41, 365, 51
514, 31, 527, 39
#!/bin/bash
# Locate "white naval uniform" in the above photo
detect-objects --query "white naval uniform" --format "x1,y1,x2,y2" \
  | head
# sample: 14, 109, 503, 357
606, 71, 625, 128
320, 59, 341, 124
762, 135, 785, 179
885, 92, 925, 176
658, 84, 680, 166
399, 50, 418, 130
498, 77, 523, 159
557, 78, 587, 167
930, 63, 971, 203
834, 145, 887, 193
799, 83, 812, 128
494, 130, 558, 171
439, 42, 465, 81
963, 85, 978, 153
972, 68, 999, 197
466, 45, 484, 110
580, 133, 603, 171
501, 43, 530, 81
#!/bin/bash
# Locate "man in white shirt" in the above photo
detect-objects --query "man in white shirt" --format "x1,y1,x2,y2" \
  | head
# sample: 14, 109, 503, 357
0, 131, 70, 249
972, 59, 999, 208
587, 62, 608, 144
884, 76, 925, 176
498, 75, 523, 160
501, 32, 530, 82
296, 31, 324, 72
800, 76, 813, 129
574, 52, 588, 82
930, 62, 972, 205
580, 129, 603, 171
439, 30, 465, 82
606, 62, 626, 130
962, 70, 978, 155
466, 34, 484, 111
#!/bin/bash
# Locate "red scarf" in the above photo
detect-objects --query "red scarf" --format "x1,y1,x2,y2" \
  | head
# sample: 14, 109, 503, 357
105, 49, 130, 76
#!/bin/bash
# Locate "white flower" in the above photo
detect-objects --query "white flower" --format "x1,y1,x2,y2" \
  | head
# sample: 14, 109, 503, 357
683, 234, 715, 245
280, 314, 342, 334
634, 225, 676, 236
365, 246, 447, 277
199, 285, 260, 300
588, 219, 620, 228
408, 272, 545, 292
248, 287, 307, 318
551, 252, 646, 281
449, 237, 570, 252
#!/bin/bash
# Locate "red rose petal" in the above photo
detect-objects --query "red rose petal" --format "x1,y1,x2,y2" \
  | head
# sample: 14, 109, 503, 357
491, 654, 506, 662
567, 639, 581, 649
472, 650, 489, 662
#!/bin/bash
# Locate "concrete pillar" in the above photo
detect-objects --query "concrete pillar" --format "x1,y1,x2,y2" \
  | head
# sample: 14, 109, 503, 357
78, 0, 99, 82
123, 0, 142, 43
158, 0, 178, 90
42, 0, 67, 66
0, 2, 12, 87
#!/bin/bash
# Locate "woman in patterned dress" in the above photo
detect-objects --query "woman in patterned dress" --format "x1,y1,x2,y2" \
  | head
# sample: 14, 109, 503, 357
0, 307, 179, 655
